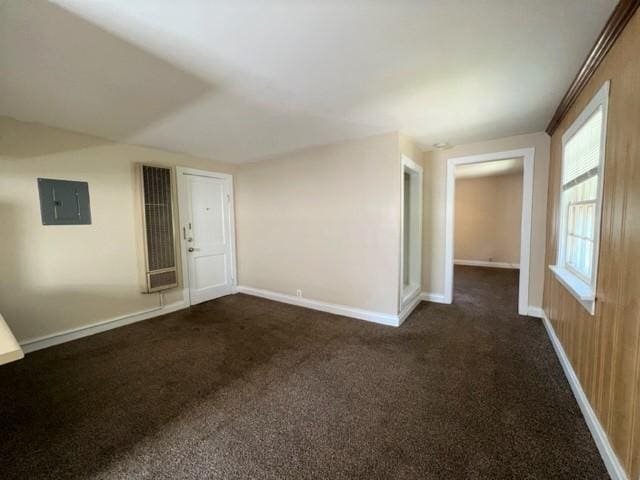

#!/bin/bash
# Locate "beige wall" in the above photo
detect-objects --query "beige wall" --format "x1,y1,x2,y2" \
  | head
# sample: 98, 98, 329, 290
399, 133, 424, 165
236, 132, 402, 315
0, 116, 235, 342
455, 172, 522, 265
422, 132, 550, 308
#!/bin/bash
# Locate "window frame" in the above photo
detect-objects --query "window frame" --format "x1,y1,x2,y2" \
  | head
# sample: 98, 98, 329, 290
550, 81, 609, 315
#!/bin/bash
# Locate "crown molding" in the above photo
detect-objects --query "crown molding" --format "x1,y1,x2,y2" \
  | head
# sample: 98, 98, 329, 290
546, 0, 639, 135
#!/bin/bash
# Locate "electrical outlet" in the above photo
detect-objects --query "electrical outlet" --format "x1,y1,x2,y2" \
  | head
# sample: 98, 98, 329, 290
296, 289, 302, 297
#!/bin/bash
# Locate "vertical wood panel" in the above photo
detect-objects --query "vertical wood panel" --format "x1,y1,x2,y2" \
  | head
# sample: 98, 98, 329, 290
542, 10, 640, 479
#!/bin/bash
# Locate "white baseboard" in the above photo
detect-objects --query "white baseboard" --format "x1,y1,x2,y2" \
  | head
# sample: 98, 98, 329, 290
526, 306, 544, 318
20, 300, 188, 354
454, 259, 520, 269
237, 286, 403, 327
420, 292, 449, 304
541, 311, 628, 480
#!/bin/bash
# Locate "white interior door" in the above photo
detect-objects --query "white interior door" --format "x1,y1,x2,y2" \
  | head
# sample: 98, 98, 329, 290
177, 169, 235, 305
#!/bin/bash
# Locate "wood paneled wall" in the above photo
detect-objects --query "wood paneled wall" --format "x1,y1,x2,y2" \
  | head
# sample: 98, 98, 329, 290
543, 10, 640, 479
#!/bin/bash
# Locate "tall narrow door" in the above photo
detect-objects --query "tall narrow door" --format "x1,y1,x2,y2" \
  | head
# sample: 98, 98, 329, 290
179, 170, 235, 305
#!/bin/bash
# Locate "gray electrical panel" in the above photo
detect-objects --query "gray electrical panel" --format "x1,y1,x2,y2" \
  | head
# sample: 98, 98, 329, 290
38, 178, 92, 225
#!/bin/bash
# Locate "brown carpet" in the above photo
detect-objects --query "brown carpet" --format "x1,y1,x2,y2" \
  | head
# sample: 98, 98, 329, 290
0, 266, 608, 479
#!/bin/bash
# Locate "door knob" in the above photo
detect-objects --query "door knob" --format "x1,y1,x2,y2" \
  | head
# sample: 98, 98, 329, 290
188, 247, 198, 252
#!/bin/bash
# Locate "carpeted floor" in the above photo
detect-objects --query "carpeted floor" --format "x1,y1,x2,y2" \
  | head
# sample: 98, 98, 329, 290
0, 266, 608, 479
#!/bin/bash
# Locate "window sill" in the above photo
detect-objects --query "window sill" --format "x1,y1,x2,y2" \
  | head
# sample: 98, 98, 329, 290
549, 265, 595, 315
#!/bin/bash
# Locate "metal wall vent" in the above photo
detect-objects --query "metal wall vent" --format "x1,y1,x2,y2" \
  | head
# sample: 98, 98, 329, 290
139, 165, 178, 292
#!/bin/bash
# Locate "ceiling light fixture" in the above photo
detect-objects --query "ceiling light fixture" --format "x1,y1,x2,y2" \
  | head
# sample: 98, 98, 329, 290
433, 142, 451, 149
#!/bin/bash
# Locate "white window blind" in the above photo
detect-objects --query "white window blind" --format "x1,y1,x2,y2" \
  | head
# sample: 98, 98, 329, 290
562, 107, 603, 187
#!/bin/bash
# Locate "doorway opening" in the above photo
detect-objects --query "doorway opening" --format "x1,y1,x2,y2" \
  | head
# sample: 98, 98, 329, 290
444, 148, 534, 315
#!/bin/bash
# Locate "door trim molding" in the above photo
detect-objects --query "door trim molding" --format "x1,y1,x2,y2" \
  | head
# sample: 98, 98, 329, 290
175, 167, 237, 307
399, 154, 424, 312
444, 148, 535, 315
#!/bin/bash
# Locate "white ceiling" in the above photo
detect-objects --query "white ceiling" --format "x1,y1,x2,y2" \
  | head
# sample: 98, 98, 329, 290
455, 158, 523, 179
0, 0, 617, 163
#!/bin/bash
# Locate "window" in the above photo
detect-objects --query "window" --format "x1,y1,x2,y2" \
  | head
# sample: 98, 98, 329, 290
550, 81, 609, 315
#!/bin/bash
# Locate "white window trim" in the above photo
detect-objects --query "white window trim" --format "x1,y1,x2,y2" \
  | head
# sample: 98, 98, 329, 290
550, 80, 609, 315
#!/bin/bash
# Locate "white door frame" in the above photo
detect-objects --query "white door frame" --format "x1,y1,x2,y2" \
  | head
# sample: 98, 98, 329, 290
444, 148, 535, 315
399, 154, 423, 310
175, 166, 237, 307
